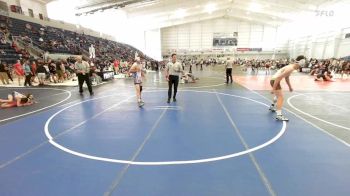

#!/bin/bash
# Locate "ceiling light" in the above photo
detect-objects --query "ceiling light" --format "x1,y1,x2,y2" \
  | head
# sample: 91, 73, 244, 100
204, 3, 216, 14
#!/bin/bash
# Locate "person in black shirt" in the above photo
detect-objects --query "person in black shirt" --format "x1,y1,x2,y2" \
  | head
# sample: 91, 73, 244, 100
36, 62, 48, 85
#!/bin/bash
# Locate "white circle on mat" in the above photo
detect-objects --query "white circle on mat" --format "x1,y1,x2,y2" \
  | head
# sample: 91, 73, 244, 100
287, 93, 350, 131
45, 90, 287, 165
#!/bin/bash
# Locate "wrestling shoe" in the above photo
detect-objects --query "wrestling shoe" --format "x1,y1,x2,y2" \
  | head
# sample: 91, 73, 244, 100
276, 115, 289, 121
138, 101, 145, 107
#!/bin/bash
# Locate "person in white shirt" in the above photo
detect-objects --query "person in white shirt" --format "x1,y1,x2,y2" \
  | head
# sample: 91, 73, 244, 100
225, 58, 233, 83
165, 54, 184, 103
89, 44, 95, 59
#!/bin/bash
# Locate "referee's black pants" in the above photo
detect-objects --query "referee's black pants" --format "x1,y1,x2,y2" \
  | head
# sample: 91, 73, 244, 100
168, 75, 179, 100
226, 68, 233, 83
77, 73, 93, 94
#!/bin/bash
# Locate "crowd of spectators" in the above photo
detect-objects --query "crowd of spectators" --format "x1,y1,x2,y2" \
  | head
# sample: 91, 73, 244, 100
236, 57, 350, 81
0, 14, 160, 86
308, 58, 349, 81
0, 14, 155, 64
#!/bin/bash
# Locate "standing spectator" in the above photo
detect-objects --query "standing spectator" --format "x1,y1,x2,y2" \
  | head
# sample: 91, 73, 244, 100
5, 62, 13, 82
43, 51, 49, 62
89, 44, 95, 59
56, 59, 65, 83
31, 60, 37, 83
14, 60, 24, 86
75, 56, 93, 96
23, 60, 32, 86
48, 60, 57, 83
113, 58, 119, 75
61, 59, 68, 80
36, 61, 48, 86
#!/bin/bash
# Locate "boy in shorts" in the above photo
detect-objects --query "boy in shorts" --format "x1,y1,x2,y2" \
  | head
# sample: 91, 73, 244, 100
269, 55, 306, 121
128, 57, 145, 107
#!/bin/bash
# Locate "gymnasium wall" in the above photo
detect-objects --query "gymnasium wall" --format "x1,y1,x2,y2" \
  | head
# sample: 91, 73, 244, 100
288, 27, 350, 59
0, 0, 48, 19
144, 28, 162, 61
19, 0, 47, 19
161, 18, 289, 59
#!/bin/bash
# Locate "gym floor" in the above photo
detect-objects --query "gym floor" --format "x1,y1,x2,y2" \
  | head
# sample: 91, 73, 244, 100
0, 66, 349, 196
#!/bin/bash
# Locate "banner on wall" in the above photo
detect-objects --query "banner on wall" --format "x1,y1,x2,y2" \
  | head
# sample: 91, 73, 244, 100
213, 32, 238, 47
236, 48, 262, 52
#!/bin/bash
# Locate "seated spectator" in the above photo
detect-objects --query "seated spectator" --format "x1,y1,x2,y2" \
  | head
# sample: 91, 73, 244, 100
90, 65, 102, 85
48, 59, 57, 83
341, 61, 349, 79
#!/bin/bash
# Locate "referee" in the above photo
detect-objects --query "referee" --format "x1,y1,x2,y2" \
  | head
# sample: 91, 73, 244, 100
225, 57, 233, 84
165, 54, 183, 103
75, 56, 94, 96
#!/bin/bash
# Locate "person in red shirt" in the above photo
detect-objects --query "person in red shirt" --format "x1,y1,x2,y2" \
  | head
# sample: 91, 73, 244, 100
113, 58, 120, 75
13, 60, 24, 86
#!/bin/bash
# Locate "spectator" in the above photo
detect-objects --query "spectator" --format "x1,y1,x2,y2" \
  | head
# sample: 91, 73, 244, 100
23, 60, 32, 86
0, 61, 10, 85
36, 61, 48, 86
13, 60, 24, 86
